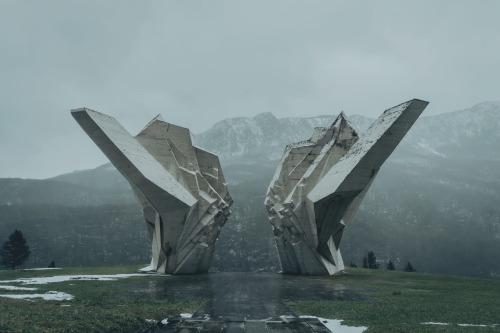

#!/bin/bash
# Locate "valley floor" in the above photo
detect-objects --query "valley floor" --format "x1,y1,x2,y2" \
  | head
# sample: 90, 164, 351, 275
0, 266, 499, 332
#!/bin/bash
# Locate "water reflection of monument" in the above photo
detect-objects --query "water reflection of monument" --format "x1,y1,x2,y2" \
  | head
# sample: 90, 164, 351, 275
72, 109, 232, 274
265, 99, 428, 275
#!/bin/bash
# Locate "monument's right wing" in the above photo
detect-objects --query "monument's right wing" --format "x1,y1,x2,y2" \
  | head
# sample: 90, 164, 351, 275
266, 99, 429, 275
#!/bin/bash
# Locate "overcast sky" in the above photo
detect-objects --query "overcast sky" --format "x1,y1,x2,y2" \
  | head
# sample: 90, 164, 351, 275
1, 1, 499, 179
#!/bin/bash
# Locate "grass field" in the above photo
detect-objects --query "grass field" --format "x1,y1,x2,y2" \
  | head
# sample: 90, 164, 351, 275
287, 268, 500, 333
0, 266, 203, 332
1, 266, 500, 332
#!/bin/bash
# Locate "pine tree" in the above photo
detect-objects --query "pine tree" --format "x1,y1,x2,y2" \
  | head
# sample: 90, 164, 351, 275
362, 255, 368, 268
0, 230, 31, 270
404, 261, 416, 272
366, 251, 380, 269
349, 261, 358, 268
386, 260, 395, 271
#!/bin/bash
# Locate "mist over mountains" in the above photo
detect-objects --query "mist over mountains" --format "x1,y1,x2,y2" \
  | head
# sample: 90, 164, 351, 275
199, 101, 500, 165
1, 102, 499, 278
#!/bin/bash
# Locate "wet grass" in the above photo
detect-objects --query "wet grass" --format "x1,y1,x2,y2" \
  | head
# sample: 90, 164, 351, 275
286, 268, 500, 333
2, 266, 500, 332
0, 265, 204, 332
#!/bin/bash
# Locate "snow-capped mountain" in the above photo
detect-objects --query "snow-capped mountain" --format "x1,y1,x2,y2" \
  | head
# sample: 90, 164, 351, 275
196, 101, 500, 165
402, 101, 500, 158
197, 112, 337, 163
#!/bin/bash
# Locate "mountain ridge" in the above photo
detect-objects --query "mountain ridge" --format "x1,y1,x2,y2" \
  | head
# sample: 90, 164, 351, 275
197, 101, 500, 166
45, 100, 500, 179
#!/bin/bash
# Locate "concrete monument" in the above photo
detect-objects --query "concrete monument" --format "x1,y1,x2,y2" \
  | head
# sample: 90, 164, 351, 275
265, 99, 428, 275
72, 109, 232, 274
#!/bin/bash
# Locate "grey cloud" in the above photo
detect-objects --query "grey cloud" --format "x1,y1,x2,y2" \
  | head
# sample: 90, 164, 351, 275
1, 0, 499, 178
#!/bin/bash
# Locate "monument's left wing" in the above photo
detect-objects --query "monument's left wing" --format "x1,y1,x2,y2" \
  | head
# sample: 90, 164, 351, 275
71, 108, 232, 274
71, 109, 197, 207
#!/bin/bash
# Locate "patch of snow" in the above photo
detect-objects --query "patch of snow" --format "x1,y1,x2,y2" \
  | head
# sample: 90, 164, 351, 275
0, 291, 74, 301
0, 273, 149, 285
161, 318, 169, 325
422, 322, 499, 327
299, 316, 367, 332
280, 315, 295, 320
458, 323, 498, 327
415, 142, 446, 157
0, 285, 37, 291
180, 313, 193, 318
138, 264, 170, 275
139, 263, 155, 272
145, 319, 157, 323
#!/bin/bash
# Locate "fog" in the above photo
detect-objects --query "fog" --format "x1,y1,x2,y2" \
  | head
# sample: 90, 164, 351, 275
1, 0, 499, 179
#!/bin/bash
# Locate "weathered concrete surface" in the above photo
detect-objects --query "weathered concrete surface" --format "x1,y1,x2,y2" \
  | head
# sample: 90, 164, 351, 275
265, 99, 429, 275
71, 109, 232, 274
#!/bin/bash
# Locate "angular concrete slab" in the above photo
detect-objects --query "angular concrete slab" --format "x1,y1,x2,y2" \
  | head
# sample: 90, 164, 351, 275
72, 108, 232, 274
265, 99, 429, 275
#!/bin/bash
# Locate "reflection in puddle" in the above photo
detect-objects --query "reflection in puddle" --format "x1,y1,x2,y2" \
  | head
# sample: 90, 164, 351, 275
117, 272, 369, 321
